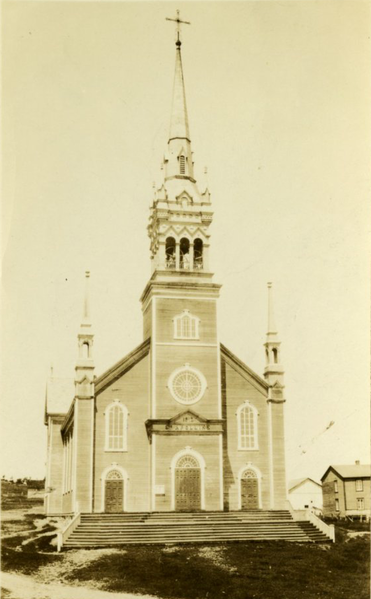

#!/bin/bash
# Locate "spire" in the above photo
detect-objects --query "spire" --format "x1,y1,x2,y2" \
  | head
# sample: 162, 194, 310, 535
264, 282, 285, 392
169, 40, 190, 142
81, 271, 91, 328
75, 271, 94, 394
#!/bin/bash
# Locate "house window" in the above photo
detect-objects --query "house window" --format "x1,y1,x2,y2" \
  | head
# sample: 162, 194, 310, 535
334, 480, 338, 493
105, 402, 128, 451
335, 498, 339, 511
357, 498, 364, 510
174, 310, 199, 340
237, 403, 258, 450
356, 479, 363, 492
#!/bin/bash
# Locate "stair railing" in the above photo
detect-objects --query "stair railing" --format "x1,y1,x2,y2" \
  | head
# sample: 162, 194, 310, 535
57, 512, 81, 552
306, 510, 335, 542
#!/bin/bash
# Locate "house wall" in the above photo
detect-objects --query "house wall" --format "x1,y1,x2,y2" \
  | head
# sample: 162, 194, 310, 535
222, 361, 271, 510
322, 470, 346, 516
344, 479, 370, 512
288, 480, 323, 511
93, 354, 150, 512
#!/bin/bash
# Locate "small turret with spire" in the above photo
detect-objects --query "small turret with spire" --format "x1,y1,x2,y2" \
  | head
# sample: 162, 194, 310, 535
75, 271, 95, 398
264, 283, 285, 399
147, 11, 213, 276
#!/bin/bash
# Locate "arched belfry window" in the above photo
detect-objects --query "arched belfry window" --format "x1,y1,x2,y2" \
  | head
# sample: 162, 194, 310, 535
194, 238, 203, 270
174, 310, 200, 340
166, 237, 176, 269
82, 342, 90, 359
272, 348, 278, 364
180, 238, 190, 270
237, 403, 258, 450
105, 401, 128, 452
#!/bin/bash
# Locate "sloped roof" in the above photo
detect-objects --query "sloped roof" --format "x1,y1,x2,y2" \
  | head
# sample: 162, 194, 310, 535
288, 478, 322, 492
321, 464, 371, 481
220, 343, 268, 392
45, 377, 75, 418
95, 338, 151, 394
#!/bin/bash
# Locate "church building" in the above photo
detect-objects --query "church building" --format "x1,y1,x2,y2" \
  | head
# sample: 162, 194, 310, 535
44, 21, 287, 517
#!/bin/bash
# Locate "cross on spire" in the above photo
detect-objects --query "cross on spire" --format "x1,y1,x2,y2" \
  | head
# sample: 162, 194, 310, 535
166, 10, 190, 45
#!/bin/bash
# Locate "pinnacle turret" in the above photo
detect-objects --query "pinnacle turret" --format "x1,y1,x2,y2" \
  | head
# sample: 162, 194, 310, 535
75, 271, 94, 397
264, 283, 285, 395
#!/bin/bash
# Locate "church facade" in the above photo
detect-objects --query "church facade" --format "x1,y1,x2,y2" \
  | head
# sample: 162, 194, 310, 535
45, 30, 287, 516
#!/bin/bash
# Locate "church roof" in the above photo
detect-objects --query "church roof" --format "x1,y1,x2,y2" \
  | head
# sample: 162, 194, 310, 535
220, 343, 268, 392
45, 377, 75, 422
95, 338, 151, 394
321, 464, 371, 481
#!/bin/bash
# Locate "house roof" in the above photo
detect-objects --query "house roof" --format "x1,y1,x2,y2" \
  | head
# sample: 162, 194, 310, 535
288, 478, 322, 492
45, 377, 75, 422
321, 464, 371, 481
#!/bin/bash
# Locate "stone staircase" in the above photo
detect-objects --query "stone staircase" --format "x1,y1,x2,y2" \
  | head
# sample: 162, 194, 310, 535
62, 511, 331, 548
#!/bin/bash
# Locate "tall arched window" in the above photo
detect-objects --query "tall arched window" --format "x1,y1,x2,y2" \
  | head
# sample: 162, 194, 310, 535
105, 402, 128, 452
237, 403, 258, 450
173, 310, 200, 340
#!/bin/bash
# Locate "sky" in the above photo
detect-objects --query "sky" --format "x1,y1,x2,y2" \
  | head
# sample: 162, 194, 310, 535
2, 1, 370, 483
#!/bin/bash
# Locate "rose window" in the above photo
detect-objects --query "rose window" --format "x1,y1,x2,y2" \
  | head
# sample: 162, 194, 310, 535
168, 365, 206, 405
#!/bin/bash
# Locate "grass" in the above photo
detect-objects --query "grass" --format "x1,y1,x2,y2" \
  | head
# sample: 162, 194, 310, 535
62, 529, 369, 599
2, 513, 369, 599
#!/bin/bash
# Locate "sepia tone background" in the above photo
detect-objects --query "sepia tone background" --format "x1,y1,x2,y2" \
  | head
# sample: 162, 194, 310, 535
2, 1, 370, 483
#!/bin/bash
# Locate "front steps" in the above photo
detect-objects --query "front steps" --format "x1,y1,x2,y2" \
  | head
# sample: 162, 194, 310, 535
63, 511, 331, 548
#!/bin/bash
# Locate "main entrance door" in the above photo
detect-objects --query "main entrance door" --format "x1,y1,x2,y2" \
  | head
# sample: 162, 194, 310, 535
241, 469, 259, 510
105, 470, 124, 512
175, 455, 201, 511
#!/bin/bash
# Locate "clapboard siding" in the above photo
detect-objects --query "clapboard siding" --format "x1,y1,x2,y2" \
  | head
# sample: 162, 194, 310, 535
47, 419, 64, 514
74, 399, 94, 512
222, 361, 271, 510
270, 403, 287, 508
94, 354, 150, 512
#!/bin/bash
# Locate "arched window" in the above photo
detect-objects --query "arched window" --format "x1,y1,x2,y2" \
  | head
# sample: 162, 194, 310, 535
272, 348, 278, 364
82, 342, 90, 359
179, 155, 186, 174
237, 403, 258, 450
166, 237, 176, 269
194, 238, 203, 270
180, 238, 190, 269
105, 402, 128, 452
173, 310, 200, 340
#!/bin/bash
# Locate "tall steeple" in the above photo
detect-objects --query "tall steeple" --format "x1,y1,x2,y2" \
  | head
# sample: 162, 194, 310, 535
264, 283, 285, 392
147, 12, 213, 276
75, 271, 95, 398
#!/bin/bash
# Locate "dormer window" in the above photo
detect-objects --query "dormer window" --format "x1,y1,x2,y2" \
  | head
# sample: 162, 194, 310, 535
179, 155, 186, 174
174, 310, 200, 340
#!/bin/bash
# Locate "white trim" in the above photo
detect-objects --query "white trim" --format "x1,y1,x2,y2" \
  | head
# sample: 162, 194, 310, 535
142, 294, 218, 313
151, 297, 157, 418
171, 448, 206, 511
238, 464, 262, 510
100, 465, 128, 513
104, 401, 128, 452
236, 402, 259, 451
267, 400, 274, 509
156, 342, 218, 348
216, 302, 222, 419
72, 401, 79, 513
89, 399, 94, 513
168, 364, 207, 405
219, 433, 224, 510
151, 434, 156, 512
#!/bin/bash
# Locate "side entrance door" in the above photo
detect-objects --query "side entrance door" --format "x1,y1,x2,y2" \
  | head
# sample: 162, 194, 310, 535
105, 475, 124, 513
241, 471, 259, 510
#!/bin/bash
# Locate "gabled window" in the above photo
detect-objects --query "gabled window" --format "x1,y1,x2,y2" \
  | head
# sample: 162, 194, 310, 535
105, 402, 128, 452
356, 479, 363, 491
237, 403, 258, 450
173, 310, 199, 340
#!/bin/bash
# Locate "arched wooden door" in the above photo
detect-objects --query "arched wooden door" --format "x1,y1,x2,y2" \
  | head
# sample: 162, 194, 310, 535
241, 469, 259, 510
175, 455, 201, 511
104, 470, 124, 513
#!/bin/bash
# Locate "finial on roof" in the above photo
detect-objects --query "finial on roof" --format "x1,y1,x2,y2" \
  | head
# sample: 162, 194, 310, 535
82, 270, 91, 325
267, 282, 277, 336
166, 9, 191, 46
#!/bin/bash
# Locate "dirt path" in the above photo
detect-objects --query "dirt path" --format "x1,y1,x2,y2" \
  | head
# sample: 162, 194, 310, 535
1, 572, 159, 599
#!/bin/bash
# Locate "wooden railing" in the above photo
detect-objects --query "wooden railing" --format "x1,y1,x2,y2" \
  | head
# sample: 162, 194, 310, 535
307, 510, 335, 542
57, 512, 81, 552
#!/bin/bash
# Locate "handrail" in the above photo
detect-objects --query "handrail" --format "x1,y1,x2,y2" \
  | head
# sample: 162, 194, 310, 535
57, 512, 81, 552
307, 510, 335, 542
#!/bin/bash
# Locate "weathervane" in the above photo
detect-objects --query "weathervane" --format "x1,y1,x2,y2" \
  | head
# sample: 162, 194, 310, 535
166, 10, 191, 45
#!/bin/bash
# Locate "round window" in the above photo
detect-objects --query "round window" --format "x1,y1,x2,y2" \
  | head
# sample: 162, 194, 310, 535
168, 366, 206, 405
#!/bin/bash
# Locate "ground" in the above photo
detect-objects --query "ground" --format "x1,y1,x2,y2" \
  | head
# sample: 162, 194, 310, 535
1, 506, 370, 599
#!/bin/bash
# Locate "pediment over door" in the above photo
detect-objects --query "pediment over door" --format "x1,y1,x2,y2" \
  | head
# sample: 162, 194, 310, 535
145, 410, 223, 439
